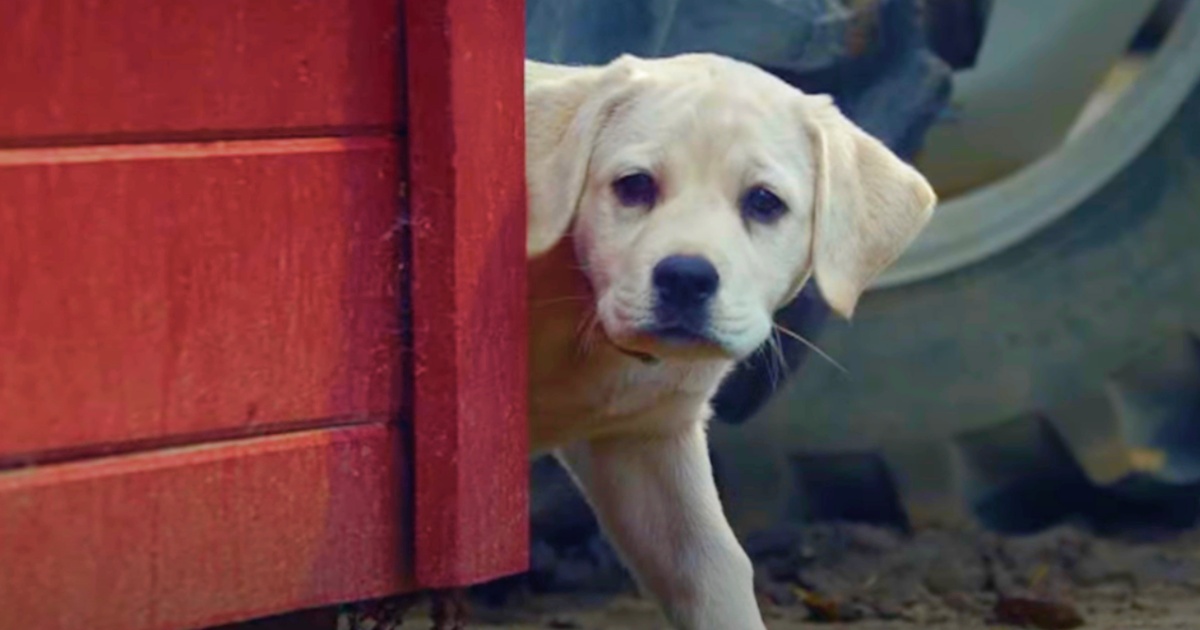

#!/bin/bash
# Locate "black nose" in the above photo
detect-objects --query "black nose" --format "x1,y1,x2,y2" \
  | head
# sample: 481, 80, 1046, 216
652, 255, 719, 307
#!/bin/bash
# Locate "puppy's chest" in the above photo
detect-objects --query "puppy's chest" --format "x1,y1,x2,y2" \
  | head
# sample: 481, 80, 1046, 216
528, 346, 729, 449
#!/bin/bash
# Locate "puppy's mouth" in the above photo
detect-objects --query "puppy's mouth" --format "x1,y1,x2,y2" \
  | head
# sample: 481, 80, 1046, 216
643, 325, 717, 349
609, 324, 727, 364
612, 343, 661, 365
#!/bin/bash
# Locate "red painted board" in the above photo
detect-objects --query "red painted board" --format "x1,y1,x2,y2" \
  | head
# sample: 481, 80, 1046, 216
0, 423, 412, 630
0, 0, 401, 143
0, 138, 402, 462
405, 0, 529, 587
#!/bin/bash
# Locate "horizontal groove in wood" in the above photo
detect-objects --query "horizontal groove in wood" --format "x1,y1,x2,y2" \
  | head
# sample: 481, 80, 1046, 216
0, 423, 413, 630
0, 139, 406, 459
0, 413, 397, 472
0, 0, 403, 140
0, 135, 395, 166
0, 124, 403, 152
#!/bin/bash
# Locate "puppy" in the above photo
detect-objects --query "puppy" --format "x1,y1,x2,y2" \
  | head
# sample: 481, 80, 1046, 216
525, 53, 935, 629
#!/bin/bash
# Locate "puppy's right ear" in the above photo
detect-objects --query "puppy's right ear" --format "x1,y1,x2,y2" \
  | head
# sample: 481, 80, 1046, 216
800, 95, 936, 317
526, 58, 641, 257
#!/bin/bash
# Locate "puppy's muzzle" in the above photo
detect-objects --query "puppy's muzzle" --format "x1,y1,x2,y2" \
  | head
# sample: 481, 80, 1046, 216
649, 254, 719, 341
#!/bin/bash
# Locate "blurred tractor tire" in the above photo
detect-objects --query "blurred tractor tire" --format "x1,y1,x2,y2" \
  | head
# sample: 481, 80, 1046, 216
713, 69, 1200, 536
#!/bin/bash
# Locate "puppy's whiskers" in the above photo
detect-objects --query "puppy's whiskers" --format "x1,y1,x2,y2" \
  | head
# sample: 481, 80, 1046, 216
766, 329, 788, 390
772, 323, 848, 375
532, 295, 592, 309
753, 343, 776, 392
575, 309, 602, 357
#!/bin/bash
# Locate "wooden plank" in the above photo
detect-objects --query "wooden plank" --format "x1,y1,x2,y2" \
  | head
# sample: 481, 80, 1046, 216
0, 138, 402, 461
405, 0, 529, 587
0, 424, 412, 630
0, 0, 401, 143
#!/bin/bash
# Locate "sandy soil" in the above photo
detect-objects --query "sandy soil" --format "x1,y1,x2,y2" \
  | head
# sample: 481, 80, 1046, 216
231, 525, 1200, 630
403, 589, 1200, 629
395, 524, 1200, 630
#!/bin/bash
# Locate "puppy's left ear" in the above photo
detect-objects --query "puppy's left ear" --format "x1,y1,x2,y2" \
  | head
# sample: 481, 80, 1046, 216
802, 96, 937, 317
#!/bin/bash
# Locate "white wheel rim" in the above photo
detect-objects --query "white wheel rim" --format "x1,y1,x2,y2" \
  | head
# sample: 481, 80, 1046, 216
873, 0, 1200, 289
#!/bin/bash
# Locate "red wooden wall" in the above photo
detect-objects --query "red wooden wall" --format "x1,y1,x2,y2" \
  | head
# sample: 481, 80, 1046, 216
406, 0, 529, 587
0, 1, 528, 629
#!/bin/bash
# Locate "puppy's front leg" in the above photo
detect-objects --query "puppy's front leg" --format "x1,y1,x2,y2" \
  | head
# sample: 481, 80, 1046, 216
557, 422, 766, 630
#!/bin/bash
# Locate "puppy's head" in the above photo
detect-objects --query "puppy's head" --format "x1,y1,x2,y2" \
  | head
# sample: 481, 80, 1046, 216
527, 54, 935, 361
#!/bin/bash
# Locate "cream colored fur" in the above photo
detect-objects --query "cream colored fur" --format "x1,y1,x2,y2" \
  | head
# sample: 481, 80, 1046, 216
526, 53, 936, 629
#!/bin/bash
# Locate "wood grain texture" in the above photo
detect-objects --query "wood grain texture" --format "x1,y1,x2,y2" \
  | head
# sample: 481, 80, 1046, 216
0, 0, 401, 143
0, 138, 402, 461
0, 423, 412, 630
405, 0, 529, 587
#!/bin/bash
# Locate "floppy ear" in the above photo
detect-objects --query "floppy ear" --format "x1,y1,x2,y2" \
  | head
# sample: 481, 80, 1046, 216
525, 58, 641, 257
802, 96, 937, 317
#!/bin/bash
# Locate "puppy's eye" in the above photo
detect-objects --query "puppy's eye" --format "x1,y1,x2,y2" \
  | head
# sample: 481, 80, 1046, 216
612, 172, 658, 207
740, 186, 787, 223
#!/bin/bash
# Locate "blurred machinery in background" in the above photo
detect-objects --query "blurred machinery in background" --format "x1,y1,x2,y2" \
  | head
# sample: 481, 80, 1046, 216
714, 0, 1200, 536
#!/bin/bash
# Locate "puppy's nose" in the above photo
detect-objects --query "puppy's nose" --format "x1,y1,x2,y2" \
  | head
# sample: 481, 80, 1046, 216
652, 255, 719, 307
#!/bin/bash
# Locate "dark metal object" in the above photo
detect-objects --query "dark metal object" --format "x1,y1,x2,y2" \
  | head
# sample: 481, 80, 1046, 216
923, 0, 991, 70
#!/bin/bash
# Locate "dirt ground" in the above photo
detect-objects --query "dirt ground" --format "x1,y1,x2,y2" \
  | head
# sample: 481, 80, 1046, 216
389, 524, 1200, 630
412, 589, 1200, 629
232, 524, 1200, 629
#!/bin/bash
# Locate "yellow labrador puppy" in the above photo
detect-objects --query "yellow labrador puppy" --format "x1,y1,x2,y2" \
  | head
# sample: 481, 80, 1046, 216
525, 53, 935, 629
